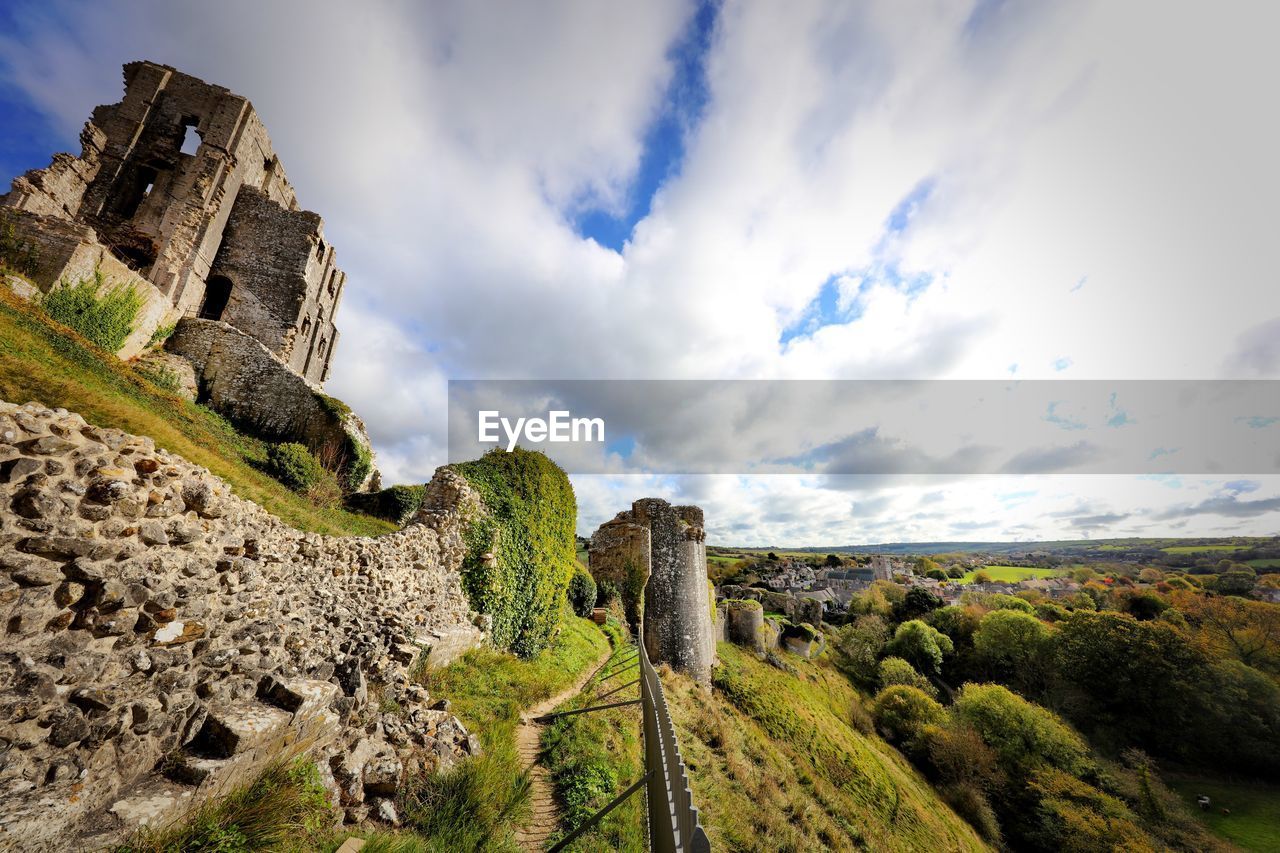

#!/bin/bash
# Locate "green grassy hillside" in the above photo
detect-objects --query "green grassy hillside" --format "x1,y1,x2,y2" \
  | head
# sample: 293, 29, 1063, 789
0, 284, 391, 535
664, 644, 991, 852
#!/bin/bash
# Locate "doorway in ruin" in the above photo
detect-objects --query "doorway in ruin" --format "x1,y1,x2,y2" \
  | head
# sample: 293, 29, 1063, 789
198, 276, 233, 321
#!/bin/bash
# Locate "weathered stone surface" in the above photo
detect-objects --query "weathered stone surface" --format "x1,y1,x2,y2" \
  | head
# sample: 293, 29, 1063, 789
0, 400, 485, 850
2, 61, 344, 379
590, 498, 714, 685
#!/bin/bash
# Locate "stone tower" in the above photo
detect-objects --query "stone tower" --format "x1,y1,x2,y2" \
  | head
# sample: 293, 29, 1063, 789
589, 498, 714, 685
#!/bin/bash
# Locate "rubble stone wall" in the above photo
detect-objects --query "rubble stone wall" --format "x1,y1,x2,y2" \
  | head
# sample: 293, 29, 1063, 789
0, 400, 483, 851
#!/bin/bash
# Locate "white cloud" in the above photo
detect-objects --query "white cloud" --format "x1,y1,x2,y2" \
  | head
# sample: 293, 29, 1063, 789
3, 0, 1278, 541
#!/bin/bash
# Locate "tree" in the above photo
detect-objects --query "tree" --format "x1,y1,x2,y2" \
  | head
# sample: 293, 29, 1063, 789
1214, 569, 1257, 597
973, 570, 993, 584
952, 683, 1092, 778
896, 586, 944, 621
887, 619, 954, 676
972, 609, 1053, 695
878, 656, 937, 697
947, 565, 965, 579
1053, 611, 1209, 757
831, 614, 889, 685
1176, 592, 1280, 673
825, 553, 842, 567
872, 685, 944, 745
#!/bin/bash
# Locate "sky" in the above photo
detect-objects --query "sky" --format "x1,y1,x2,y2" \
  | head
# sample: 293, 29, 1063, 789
1, 0, 1278, 545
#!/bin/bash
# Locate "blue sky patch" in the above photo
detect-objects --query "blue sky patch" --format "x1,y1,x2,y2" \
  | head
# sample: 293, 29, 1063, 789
574, 1, 715, 251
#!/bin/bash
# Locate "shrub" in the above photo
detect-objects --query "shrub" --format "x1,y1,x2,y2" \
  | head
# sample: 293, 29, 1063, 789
40, 270, 144, 352
264, 442, 323, 493
941, 783, 1002, 845
886, 619, 954, 676
345, 483, 425, 524
568, 566, 597, 618
878, 656, 937, 698
451, 448, 577, 657
135, 364, 182, 394
595, 578, 619, 607
872, 685, 944, 745
952, 683, 1092, 778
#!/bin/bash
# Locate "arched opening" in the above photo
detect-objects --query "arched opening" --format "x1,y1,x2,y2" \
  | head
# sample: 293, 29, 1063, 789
198, 276, 233, 321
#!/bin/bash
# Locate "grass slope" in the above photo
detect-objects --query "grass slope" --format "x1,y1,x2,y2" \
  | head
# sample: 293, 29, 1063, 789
665, 643, 990, 852
1166, 773, 1280, 852
542, 620, 646, 852
0, 285, 390, 535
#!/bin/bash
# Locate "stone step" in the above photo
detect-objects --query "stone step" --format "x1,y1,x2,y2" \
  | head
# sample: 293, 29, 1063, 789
188, 699, 293, 759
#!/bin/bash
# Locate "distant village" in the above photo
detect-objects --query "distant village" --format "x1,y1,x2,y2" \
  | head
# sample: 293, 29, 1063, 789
736, 554, 1082, 612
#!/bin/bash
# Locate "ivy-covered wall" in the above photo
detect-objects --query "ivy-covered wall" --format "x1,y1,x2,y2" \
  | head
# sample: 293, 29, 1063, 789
449, 448, 577, 657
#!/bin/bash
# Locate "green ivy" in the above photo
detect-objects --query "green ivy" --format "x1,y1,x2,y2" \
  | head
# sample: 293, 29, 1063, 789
40, 270, 144, 353
146, 321, 176, 349
450, 448, 577, 657
344, 439, 372, 491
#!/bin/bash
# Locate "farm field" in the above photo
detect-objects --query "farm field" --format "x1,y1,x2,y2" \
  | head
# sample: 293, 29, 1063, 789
1166, 773, 1280, 852
1246, 558, 1280, 569
1162, 544, 1251, 554
955, 565, 1065, 584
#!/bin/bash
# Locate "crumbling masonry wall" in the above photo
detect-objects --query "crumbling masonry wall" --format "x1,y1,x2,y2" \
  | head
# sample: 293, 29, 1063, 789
0, 400, 485, 851
2, 61, 343, 384
589, 498, 714, 685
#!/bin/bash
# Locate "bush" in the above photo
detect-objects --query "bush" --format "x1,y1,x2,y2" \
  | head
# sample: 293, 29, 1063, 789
878, 656, 937, 698
345, 483, 425, 524
40, 270, 144, 352
941, 783, 1002, 844
568, 566, 597, 618
595, 578, 619, 607
264, 442, 323, 493
886, 619, 954, 676
872, 685, 944, 745
451, 448, 577, 657
146, 321, 176, 349
952, 683, 1092, 778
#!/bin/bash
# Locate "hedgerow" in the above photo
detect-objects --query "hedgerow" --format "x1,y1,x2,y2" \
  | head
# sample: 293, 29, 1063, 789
40, 270, 143, 353
450, 448, 577, 657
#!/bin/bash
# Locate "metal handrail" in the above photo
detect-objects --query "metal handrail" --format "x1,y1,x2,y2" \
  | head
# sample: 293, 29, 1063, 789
638, 627, 711, 853
547, 627, 711, 852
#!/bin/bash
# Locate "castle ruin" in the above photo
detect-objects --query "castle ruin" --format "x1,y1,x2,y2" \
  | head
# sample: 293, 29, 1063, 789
589, 498, 715, 685
2, 60, 343, 384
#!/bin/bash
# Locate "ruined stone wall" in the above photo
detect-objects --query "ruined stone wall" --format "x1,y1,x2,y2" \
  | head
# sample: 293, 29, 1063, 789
589, 498, 714, 685
206, 187, 341, 383
587, 516, 650, 629
718, 583, 823, 629
2, 61, 346, 387
1, 125, 106, 219
165, 318, 375, 490
0, 400, 484, 850
0, 209, 180, 359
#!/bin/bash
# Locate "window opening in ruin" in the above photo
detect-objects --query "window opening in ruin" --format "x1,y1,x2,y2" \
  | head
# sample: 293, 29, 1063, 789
198, 276, 233, 321
301, 317, 312, 337
179, 118, 201, 156
116, 164, 160, 220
